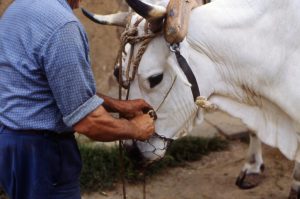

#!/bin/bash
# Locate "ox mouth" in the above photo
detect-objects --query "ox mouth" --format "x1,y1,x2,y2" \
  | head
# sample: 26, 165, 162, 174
124, 141, 147, 168
123, 133, 172, 169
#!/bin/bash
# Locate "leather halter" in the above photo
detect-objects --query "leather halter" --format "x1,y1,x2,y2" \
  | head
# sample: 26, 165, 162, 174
170, 43, 200, 101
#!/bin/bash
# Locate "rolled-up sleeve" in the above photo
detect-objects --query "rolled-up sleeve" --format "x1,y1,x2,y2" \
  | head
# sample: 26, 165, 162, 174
40, 21, 103, 127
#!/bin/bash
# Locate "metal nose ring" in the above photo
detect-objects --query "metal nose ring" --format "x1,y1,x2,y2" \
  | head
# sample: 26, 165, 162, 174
147, 109, 157, 120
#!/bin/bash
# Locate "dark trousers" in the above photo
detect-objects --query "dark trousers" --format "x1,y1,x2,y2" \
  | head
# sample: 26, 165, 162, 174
0, 125, 82, 199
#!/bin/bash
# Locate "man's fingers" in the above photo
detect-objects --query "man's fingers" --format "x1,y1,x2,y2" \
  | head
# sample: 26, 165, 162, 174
142, 107, 152, 114
130, 113, 155, 141
135, 99, 153, 109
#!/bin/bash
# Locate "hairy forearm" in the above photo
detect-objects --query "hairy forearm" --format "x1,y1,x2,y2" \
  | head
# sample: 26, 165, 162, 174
97, 93, 122, 113
97, 93, 152, 118
74, 106, 138, 142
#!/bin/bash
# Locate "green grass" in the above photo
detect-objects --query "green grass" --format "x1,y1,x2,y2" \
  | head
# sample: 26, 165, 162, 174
79, 144, 120, 191
79, 136, 229, 193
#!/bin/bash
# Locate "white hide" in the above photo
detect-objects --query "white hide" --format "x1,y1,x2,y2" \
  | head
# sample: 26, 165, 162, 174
127, 36, 200, 161
187, 0, 300, 160
141, 0, 169, 7
125, 0, 300, 161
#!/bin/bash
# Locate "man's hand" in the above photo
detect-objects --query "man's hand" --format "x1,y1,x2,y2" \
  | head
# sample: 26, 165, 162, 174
97, 93, 153, 119
119, 99, 153, 119
130, 113, 155, 141
74, 105, 155, 142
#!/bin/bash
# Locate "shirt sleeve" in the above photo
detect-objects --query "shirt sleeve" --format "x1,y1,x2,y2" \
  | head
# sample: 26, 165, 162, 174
40, 21, 103, 127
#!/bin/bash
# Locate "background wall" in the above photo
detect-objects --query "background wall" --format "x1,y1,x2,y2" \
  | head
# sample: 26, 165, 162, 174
0, 0, 124, 96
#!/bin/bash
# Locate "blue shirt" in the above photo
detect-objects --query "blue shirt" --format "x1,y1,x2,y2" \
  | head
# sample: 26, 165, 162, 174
0, 0, 103, 132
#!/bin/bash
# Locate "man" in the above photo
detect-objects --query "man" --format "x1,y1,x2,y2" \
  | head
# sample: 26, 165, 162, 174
0, 0, 155, 198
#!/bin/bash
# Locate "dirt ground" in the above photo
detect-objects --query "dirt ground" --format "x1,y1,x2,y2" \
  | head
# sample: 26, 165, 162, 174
83, 140, 295, 199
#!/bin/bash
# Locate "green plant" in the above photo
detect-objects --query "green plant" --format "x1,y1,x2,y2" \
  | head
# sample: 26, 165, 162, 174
79, 136, 229, 193
79, 144, 120, 192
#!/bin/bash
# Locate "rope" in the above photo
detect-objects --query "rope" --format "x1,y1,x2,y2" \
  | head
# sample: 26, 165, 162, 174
116, 14, 160, 199
118, 141, 127, 199
115, 15, 161, 88
114, 0, 212, 198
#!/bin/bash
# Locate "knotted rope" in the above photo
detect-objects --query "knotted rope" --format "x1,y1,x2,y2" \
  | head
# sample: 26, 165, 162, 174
115, 14, 162, 89
115, 14, 162, 199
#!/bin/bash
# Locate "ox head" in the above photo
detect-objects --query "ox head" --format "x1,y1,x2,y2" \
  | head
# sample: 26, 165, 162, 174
82, 0, 205, 163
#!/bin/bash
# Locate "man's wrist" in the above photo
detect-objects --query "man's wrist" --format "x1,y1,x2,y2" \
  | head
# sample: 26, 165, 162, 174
97, 93, 123, 113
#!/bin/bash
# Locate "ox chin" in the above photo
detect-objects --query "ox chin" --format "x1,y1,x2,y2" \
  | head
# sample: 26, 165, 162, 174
123, 139, 167, 167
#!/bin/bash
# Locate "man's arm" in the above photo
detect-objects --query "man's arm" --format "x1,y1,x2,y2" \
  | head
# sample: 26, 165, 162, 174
74, 105, 155, 142
40, 22, 155, 141
98, 93, 152, 118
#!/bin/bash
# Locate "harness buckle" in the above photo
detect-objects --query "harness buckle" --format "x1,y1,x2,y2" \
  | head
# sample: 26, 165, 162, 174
147, 109, 158, 120
170, 43, 180, 52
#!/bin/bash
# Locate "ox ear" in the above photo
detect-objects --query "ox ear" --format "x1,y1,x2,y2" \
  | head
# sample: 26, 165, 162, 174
81, 8, 129, 27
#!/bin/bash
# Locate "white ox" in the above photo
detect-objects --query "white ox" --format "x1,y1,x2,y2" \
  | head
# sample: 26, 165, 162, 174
83, 0, 300, 197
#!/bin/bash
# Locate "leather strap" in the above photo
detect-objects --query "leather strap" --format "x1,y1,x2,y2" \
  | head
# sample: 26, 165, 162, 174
174, 49, 200, 101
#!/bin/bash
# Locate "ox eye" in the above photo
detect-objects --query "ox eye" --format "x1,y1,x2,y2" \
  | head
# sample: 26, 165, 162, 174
148, 74, 163, 88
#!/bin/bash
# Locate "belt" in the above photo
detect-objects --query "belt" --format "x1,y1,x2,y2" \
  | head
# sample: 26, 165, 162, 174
0, 125, 74, 139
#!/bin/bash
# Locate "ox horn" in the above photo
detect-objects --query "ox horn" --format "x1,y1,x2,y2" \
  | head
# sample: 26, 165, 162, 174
81, 8, 129, 27
125, 0, 166, 21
